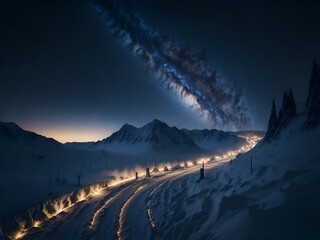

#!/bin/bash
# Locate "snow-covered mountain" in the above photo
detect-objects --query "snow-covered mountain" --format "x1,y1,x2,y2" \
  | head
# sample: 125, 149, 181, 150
0, 120, 216, 219
66, 119, 247, 155
182, 128, 247, 153
0, 120, 256, 227
67, 120, 201, 154
95, 119, 201, 154
0, 122, 60, 146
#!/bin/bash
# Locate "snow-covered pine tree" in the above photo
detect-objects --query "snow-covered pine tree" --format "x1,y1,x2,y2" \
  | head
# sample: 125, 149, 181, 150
278, 91, 288, 122
288, 89, 297, 116
276, 88, 297, 132
306, 58, 320, 128
264, 99, 278, 141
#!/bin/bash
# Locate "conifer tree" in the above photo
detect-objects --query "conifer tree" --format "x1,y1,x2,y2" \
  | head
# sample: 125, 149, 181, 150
278, 91, 288, 121
288, 89, 297, 116
265, 99, 278, 141
306, 59, 319, 108
306, 58, 320, 128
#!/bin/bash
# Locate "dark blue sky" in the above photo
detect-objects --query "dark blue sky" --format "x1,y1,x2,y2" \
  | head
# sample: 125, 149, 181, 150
1, 0, 320, 142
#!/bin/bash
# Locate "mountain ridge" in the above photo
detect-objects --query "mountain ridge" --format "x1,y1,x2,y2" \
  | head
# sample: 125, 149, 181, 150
0, 121, 60, 146
65, 119, 252, 154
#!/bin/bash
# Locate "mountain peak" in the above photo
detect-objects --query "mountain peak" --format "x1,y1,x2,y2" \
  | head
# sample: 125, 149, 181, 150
149, 119, 164, 125
145, 119, 168, 129
119, 123, 137, 132
0, 121, 22, 131
0, 121, 25, 137
0, 121, 60, 145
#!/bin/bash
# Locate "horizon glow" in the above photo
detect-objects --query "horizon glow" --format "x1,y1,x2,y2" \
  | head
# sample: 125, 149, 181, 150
23, 124, 113, 143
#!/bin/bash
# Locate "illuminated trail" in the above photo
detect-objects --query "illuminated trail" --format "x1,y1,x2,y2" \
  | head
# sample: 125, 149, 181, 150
145, 135, 261, 231
117, 185, 145, 240
146, 174, 183, 229
8, 135, 262, 240
10, 185, 104, 240
146, 182, 167, 229
14, 231, 26, 240
213, 135, 262, 161
12, 177, 138, 240
147, 203, 156, 229
89, 186, 132, 230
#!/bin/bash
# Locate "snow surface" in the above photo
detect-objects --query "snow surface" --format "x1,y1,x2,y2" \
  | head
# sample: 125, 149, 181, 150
0, 120, 247, 222
148, 112, 320, 239
0, 121, 260, 240
2, 113, 318, 240
0, 122, 114, 219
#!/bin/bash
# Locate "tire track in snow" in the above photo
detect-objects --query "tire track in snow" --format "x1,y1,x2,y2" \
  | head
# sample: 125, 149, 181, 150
89, 180, 147, 240
23, 182, 137, 240
89, 184, 133, 230
146, 173, 187, 230
116, 169, 200, 240
117, 184, 146, 240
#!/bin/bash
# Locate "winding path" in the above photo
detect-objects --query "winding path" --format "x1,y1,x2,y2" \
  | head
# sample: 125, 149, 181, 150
18, 136, 261, 240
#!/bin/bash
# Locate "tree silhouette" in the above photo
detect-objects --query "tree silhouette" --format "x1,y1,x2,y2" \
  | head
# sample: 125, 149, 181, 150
265, 99, 278, 141
306, 58, 320, 128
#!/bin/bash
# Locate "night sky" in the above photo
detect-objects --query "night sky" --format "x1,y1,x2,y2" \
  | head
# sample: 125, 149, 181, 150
1, 0, 320, 142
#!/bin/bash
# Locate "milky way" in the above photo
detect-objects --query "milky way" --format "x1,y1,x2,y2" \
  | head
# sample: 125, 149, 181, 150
92, 0, 250, 130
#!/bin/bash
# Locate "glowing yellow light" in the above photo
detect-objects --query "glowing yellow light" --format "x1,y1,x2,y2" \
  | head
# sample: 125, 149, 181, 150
90, 196, 115, 229
12, 134, 263, 240
147, 203, 156, 228
33, 221, 41, 228
14, 231, 26, 240
117, 185, 145, 240
89, 186, 130, 230
92, 189, 101, 196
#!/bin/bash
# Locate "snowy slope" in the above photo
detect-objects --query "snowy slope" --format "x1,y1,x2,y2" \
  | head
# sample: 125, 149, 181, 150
149, 112, 320, 240
0, 122, 116, 219
2, 114, 318, 240
0, 122, 262, 240
0, 120, 243, 221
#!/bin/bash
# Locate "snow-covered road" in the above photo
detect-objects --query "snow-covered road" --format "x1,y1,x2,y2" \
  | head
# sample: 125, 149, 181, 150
15, 162, 223, 240
12, 135, 261, 240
